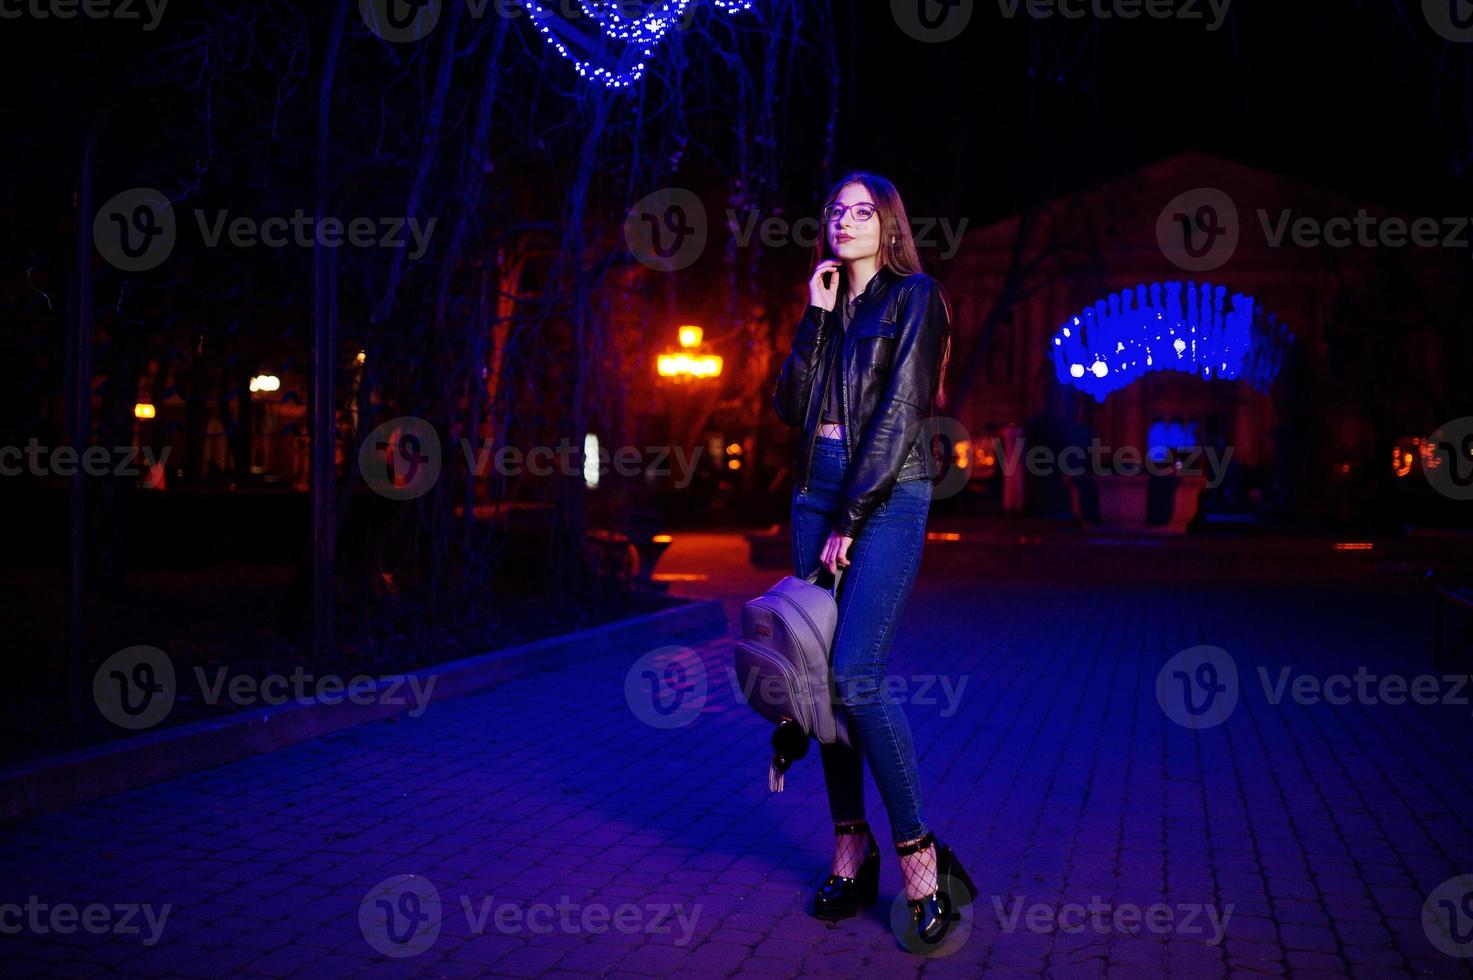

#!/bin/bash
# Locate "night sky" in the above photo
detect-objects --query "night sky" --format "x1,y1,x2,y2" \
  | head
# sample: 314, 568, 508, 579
831, 2, 1467, 225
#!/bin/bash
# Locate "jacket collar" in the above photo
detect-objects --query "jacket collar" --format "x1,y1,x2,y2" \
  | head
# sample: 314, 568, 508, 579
846, 264, 897, 307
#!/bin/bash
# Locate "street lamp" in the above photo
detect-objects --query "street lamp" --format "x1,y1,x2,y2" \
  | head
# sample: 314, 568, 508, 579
656, 324, 722, 381
657, 352, 723, 379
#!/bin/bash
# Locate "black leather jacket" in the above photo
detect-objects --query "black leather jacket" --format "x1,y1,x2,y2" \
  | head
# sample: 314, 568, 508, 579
773, 265, 950, 539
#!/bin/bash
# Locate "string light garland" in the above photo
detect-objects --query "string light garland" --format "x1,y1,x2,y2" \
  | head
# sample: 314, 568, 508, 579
519, 0, 756, 89
1050, 281, 1291, 402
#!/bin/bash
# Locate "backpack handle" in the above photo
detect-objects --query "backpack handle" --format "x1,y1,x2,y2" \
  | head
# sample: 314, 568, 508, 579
803, 563, 845, 599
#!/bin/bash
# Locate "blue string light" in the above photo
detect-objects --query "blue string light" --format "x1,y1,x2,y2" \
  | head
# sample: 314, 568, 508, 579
1050, 281, 1290, 402
519, 0, 756, 90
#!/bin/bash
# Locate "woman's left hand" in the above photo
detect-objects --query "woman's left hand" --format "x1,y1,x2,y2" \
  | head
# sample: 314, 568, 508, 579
820, 530, 853, 576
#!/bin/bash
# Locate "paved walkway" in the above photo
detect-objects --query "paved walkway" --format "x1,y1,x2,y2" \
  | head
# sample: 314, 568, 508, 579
3, 532, 1473, 978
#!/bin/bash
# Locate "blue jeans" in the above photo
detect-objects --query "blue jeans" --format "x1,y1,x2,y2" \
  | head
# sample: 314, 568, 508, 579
791, 435, 933, 844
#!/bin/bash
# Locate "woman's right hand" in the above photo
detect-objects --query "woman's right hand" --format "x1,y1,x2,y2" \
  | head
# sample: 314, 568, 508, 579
808, 259, 841, 312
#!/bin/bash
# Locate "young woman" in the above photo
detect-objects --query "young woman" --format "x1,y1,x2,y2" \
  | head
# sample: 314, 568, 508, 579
772, 171, 975, 949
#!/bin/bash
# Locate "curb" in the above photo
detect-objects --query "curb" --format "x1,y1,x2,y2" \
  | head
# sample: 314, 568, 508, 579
0, 597, 726, 823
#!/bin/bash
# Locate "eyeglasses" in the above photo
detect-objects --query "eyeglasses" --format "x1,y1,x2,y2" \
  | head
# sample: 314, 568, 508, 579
822, 202, 878, 223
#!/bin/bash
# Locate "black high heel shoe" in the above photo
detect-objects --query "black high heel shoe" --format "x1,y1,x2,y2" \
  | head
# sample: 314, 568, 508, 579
895, 831, 977, 948
812, 820, 881, 920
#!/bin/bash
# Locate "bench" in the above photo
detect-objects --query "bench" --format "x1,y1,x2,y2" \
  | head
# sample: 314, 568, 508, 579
587, 508, 672, 590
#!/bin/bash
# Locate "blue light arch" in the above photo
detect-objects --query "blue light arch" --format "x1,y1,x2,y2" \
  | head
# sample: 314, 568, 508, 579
1050, 281, 1292, 402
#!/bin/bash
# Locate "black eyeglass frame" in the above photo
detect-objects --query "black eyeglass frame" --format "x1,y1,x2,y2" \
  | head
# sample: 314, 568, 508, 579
822, 202, 879, 223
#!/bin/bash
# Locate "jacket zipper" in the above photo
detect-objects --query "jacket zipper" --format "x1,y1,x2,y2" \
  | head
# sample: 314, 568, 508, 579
838, 312, 850, 460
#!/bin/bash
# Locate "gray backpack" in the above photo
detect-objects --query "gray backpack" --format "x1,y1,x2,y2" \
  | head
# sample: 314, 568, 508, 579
734, 567, 851, 791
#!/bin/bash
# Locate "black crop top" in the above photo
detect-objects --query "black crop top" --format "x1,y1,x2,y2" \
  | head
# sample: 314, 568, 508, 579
819, 297, 858, 425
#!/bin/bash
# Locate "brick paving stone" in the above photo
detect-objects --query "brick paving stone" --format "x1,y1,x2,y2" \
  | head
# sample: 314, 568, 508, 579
1343, 943, 1408, 968
482, 944, 566, 976
682, 939, 752, 974
173, 944, 264, 977
1287, 949, 1348, 971
615, 943, 692, 975
734, 957, 802, 975
242, 944, 325, 977
342, 959, 425, 979
4, 557, 1473, 978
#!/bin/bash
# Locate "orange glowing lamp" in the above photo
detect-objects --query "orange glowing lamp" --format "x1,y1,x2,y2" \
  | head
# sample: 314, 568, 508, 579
657, 353, 723, 379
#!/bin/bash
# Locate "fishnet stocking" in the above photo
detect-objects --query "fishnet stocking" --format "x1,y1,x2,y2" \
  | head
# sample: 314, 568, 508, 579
831, 820, 872, 877
897, 835, 939, 901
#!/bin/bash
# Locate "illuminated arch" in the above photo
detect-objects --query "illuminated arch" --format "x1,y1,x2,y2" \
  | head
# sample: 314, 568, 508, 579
1049, 281, 1292, 402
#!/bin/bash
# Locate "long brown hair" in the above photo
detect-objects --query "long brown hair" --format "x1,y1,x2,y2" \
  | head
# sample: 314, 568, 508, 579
811, 171, 954, 412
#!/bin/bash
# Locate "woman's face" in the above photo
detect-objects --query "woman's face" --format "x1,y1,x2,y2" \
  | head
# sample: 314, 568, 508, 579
824, 182, 882, 263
